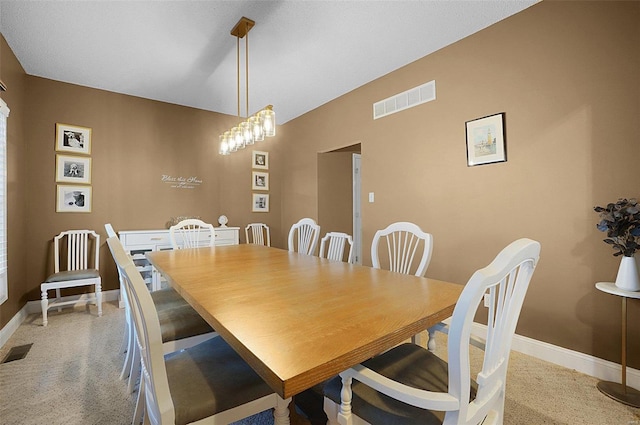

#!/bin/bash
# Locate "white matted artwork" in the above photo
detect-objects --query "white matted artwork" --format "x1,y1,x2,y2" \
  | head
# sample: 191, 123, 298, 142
56, 154, 91, 184
56, 185, 92, 213
56, 123, 91, 155
465, 112, 506, 167
252, 193, 269, 212
252, 171, 269, 191
252, 150, 269, 170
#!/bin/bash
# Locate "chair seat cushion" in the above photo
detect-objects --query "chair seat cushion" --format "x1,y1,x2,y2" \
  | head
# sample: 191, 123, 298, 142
166, 336, 274, 425
150, 287, 188, 311
324, 343, 478, 425
157, 303, 214, 343
44, 269, 100, 283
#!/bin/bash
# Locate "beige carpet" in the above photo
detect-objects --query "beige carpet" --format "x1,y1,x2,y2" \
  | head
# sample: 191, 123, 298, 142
1, 301, 640, 424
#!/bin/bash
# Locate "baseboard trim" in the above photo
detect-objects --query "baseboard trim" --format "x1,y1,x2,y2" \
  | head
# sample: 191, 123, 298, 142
470, 322, 640, 389
0, 289, 120, 349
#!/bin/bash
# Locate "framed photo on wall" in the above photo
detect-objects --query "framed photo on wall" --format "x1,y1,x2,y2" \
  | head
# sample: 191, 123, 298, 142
465, 113, 506, 166
56, 154, 91, 184
252, 193, 269, 212
252, 171, 269, 191
252, 150, 269, 170
56, 185, 92, 213
56, 123, 91, 155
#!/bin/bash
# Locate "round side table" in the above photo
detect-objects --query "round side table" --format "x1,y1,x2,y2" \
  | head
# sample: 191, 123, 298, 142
595, 281, 640, 407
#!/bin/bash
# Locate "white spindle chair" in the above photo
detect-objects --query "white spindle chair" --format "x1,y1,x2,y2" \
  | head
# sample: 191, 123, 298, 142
288, 218, 321, 256
40, 230, 102, 326
319, 232, 354, 263
169, 218, 215, 249
324, 238, 541, 425
108, 236, 291, 425
245, 223, 271, 246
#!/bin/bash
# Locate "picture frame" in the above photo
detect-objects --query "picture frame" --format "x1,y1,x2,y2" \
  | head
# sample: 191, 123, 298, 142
465, 113, 506, 167
252, 193, 269, 212
252, 150, 269, 170
252, 171, 269, 191
56, 123, 91, 155
56, 185, 92, 213
56, 154, 91, 184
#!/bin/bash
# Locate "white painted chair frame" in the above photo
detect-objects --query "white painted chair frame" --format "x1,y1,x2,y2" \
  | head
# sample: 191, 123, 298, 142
287, 218, 321, 256
109, 237, 291, 425
371, 221, 433, 345
319, 232, 354, 263
40, 230, 102, 326
325, 238, 540, 425
245, 223, 271, 247
169, 218, 215, 249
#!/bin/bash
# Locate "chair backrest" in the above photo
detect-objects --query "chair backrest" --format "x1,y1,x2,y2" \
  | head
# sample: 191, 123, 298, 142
287, 218, 321, 256
447, 238, 540, 424
104, 223, 117, 238
370, 222, 433, 277
169, 219, 215, 249
319, 232, 354, 263
245, 223, 271, 247
106, 236, 175, 424
53, 230, 100, 273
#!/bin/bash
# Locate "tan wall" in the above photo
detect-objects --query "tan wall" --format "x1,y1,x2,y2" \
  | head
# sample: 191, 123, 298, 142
279, 1, 640, 366
318, 151, 355, 237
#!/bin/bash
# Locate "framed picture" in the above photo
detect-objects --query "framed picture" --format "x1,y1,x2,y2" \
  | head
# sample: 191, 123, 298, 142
56, 123, 91, 155
56, 154, 91, 184
252, 171, 269, 191
252, 150, 269, 170
465, 113, 506, 166
56, 185, 92, 213
252, 193, 269, 212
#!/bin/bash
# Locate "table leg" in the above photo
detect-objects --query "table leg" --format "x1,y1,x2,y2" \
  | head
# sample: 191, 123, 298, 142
597, 297, 640, 407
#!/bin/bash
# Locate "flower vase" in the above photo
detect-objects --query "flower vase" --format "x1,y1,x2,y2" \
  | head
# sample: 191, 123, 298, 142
614, 255, 640, 292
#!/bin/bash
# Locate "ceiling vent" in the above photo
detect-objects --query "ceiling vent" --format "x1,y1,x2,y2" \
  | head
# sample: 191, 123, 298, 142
373, 80, 436, 120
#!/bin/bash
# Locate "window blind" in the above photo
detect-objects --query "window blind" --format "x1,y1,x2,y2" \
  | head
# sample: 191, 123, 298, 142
0, 98, 9, 304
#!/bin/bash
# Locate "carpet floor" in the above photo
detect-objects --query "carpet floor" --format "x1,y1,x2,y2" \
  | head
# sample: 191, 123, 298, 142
1, 301, 640, 424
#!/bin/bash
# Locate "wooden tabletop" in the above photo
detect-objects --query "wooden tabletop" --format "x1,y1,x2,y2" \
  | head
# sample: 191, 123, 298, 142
147, 244, 462, 399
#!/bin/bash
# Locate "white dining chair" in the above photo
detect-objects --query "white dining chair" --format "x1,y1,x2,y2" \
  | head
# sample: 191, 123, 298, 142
245, 223, 271, 246
324, 238, 541, 425
40, 229, 102, 326
169, 218, 215, 249
288, 218, 321, 256
319, 231, 354, 263
110, 237, 291, 425
105, 232, 216, 405
371, 221, 433, 345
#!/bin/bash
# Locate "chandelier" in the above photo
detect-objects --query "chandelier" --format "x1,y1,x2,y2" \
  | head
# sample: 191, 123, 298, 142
219, 17, 275, 155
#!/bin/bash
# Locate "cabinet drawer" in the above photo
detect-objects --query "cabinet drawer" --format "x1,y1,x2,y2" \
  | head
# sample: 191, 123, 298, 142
215, 229, 238, 246
120, 231, 170, 247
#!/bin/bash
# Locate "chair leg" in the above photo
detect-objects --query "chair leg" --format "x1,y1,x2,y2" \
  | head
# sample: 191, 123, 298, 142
41, 289, 49, 327
120, 325, 134, 380
132, 380, 145, 425
96, 282, 103, 317
427, 327, 437, 352
55, 288, 62, 312
273, 396, 291, 425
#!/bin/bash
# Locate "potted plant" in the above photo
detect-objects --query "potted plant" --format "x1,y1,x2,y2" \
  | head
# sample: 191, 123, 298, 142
594, 198, 640, 291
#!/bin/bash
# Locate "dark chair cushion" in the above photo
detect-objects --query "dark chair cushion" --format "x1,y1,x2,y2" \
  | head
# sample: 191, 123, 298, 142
150, 287, 187, 311
44, 269, 99, 283
157, 302, 214, 343
324, 343, 478, 425
166, 337, 274, 425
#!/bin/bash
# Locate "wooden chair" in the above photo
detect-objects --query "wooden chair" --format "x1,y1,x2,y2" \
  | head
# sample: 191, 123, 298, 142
324, 238, 541, 425
319, 231, 354, 263
371, 221, 434, 345
40, 230, 102, 326
111, 237, 291, 425
245, 223, 271, 246
105, 232, 216, 402
371, 221, 433, 277
287, 218, 321, 256
169, 218, 215, 249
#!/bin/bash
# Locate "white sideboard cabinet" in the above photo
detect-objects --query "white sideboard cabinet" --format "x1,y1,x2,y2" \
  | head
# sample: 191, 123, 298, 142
118, 227, 239, 295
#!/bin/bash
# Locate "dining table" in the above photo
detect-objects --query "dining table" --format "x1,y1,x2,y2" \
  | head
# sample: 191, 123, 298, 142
146, 244, 463, 400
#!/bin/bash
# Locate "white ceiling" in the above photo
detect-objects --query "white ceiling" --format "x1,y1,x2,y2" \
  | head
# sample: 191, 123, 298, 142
0, 1, 537, 124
